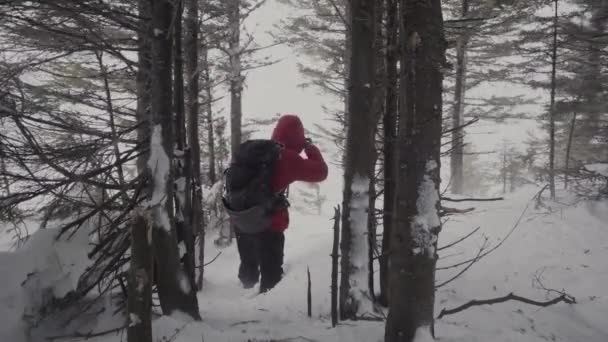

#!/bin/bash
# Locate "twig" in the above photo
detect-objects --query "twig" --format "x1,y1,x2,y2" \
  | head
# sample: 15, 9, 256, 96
196, 251, 221, 268
438, 226, 481, 251
46, 326, 125, 340
442, 196, 504, 202
436, 237, 489, 288
438, 188, 538, 271
437, 292, 576, 319
229, 320, 260, 327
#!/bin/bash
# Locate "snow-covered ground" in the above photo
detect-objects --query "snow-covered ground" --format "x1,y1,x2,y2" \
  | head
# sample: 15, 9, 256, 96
2, 179, 607, 342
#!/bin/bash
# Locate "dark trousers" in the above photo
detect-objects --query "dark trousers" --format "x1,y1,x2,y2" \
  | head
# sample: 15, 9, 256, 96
236, 230, 285, 292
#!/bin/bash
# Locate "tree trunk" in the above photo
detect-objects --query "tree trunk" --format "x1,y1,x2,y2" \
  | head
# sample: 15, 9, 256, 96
339, 0, 376, 321
184, 0, 204, 291
172, 0, 196, 288
229, 0, 243, 157
548, 0, 558, 200
450, 0, 469, 195
385, 0, 445, 340
148, 0, 200, 320
379, 0, 398, 308
201, 39, 217, 186
127, 214, 152, 342
331, 207, 340, 327
136, 0, 152, 175
564, 112, 577, 189
502, 145, 508, 194
0, 148, 10, 196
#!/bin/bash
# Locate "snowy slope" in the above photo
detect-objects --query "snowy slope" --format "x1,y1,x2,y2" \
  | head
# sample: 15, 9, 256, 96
2, 171, 608, 342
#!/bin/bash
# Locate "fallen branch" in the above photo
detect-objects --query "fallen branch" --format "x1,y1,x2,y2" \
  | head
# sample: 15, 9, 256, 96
440, 206, 475, 216
230, 320, 261, 327
196, 251, 221, 268
442, 196, 504, 202
437, 292, 576, 319
46, 326, 125, 340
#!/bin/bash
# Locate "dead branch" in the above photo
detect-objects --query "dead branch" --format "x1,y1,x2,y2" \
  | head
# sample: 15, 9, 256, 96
442, 196, 504, 202
195, 251, 222, 268
440, 206, 475, 216
436, 237, 489, 288
437, 292, 576, 319
46, 326, 125, 340
438, 226, 481, 251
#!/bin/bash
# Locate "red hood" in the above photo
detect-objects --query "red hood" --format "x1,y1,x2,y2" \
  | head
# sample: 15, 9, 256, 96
271, 114, 306, 152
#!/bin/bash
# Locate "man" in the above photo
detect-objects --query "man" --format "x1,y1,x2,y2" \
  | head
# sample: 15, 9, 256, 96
235, 114, 328, 292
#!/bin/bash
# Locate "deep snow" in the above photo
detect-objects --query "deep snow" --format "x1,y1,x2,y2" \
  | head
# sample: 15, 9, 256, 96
1, 179, 608, 341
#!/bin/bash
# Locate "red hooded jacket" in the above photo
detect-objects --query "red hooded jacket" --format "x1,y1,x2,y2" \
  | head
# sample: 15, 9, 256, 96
270, 115, 328, 232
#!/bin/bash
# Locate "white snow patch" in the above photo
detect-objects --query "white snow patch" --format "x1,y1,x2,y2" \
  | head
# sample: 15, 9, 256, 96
178, 270, 191, 294
178, 241, 186, 256
413, 325, 434, 342
413, 160, 440, 256
175, 177, 186, 222
585, 163, 608, 177
147, 125, 172, 232
0, 220, 95, 340
129, 313, 141, 327
347, 174, 373, 314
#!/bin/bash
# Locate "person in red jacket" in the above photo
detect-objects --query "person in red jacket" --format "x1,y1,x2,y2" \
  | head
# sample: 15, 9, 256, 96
236, 114, 328, 292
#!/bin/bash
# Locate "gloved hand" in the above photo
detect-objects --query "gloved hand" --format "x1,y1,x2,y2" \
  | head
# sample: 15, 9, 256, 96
305, 137, 313, 146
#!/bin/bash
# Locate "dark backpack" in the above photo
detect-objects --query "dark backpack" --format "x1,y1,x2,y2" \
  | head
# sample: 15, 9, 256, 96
222, 140, 288, 234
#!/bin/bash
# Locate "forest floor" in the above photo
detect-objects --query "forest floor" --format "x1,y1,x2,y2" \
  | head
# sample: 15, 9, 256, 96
2, 183, 608, 342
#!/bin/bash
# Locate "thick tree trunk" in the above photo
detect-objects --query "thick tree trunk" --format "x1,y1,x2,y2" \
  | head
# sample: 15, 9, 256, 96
127, 214, 152, 342
379, 0, 398, 308
548, 0, 558, 200
229, 0, 243, 157
172, 0, 196, 288
184, 0, 204, 291
564, 112, 577, 189
385, 0, 445, 340
450, 0, 469, 195
147, 0, 200, 319
339, 0, 376, 321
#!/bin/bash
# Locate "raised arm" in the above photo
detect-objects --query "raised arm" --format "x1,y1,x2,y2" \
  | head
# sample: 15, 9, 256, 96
289, 144, 328, 183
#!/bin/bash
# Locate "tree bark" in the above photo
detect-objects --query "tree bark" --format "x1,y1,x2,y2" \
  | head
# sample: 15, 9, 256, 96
148, 0, 200, 320
201, 39, 217, 186
127, 213, 152, 342
385, 0, 445, 340
172, 0, 196, 289
331, 207, 340, 327
184, 0, 204, 291
548, 0, 558, 200
379, 0, 399, 308
450, 0, 469, 195
229, 0, 243, 157
564, 112, 577, 189
339, 0, 376, 321
136, 0, 152, 175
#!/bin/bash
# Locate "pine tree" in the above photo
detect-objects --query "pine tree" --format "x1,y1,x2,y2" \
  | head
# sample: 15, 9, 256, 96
385, 0, 446, 340
339, 0, 376, 320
